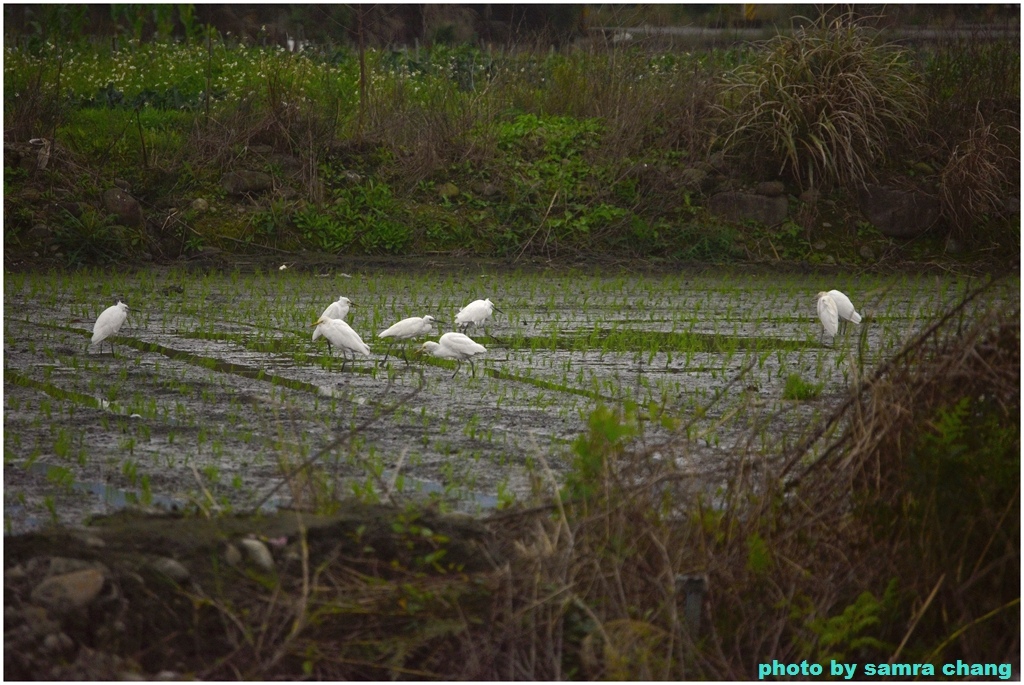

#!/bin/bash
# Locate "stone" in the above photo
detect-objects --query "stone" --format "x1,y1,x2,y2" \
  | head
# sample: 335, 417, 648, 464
707, 152, 730, 173
813, 241, 827, 251
754, 181, 786, 197
147, 557, 190, 582
471, 181, 500, 197
677, 167, 709, 192
190, 198, 209, 213
221, 170, 273, 195
339, 170, 363, 185
857, 184, 940, 238
436, 182, 459, 199
31, 569, 105, 612
102, 188, 144, 228
708, 191, 788, 227
799, 188, 820, 205
239, 538, 274, 571
113, 179, 131, 192
267, 152, 303, 175
859, 245, 875, 260
42, 632, 74, 654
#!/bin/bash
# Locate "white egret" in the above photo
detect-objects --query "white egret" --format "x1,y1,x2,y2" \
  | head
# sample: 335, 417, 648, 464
378, 315, 437, 365
455, 298, 502, 337
312, 296, 355, 354
827, 289, 862, 334
91, 301, 129, 355
419, 332, 487, 378
816, 292, 839, 343
313, 315, 370, 370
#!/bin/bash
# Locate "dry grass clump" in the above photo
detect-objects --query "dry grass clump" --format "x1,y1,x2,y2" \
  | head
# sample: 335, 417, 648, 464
720, 12, 925, 190
939, 112, 1015, 239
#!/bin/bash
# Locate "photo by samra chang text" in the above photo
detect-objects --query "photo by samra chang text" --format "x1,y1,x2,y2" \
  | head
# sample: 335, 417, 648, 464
758, 659, 1013, 680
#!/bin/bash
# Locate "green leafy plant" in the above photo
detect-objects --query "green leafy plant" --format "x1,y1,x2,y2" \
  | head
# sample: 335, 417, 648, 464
294, 208, 354, 253
793, 580, 898, 663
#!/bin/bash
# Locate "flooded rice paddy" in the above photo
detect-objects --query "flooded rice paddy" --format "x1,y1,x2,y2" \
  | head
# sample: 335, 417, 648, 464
3, 266, 1004, 533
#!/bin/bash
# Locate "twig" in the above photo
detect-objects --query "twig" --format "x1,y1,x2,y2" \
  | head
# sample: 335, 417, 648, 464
923, 597, 1021, 663
890, 574, 944, 662
513, 190, 559, 265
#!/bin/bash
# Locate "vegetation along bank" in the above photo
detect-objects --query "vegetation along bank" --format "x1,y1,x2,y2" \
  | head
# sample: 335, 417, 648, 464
3, 6, 1019, 270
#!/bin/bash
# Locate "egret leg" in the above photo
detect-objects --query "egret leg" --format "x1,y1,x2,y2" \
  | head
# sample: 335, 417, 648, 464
450, 360, 461, 379
400, 345, 410, 366
469, 359, 477, 377
380, 342, 394, 367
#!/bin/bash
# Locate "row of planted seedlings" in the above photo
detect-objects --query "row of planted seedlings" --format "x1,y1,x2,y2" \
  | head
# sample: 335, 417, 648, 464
3, 267, 976, 530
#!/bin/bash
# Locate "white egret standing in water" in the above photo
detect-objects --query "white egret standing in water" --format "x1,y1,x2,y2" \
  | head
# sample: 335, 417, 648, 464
455, 298, 502, 337
378, 315, 437, 365
313, 315, 370, 371
419, 332, 487, 378
816, 292, 839, 344
91, 301, 129, 355
312, 296, 354, 354
827, 289, 862, 334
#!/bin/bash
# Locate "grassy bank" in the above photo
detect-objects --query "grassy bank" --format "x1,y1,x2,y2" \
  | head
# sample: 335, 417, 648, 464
3, 14, 1019, 268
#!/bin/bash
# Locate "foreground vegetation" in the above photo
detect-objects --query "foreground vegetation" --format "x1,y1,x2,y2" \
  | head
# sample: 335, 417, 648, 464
3, 11, 1019, 267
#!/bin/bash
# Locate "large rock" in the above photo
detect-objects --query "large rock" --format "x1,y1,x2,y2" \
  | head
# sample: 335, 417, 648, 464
857, 184, 940, 238
102, 188, 144, 228
221, 170, 273, 195
708, 191, 788, 227
31, 569, 105, 613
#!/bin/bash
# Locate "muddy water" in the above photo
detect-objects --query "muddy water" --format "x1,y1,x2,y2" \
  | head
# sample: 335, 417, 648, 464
4, 267, 992, 532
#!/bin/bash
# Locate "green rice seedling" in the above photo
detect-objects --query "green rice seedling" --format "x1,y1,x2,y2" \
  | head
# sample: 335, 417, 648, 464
783, 373, 824, 401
